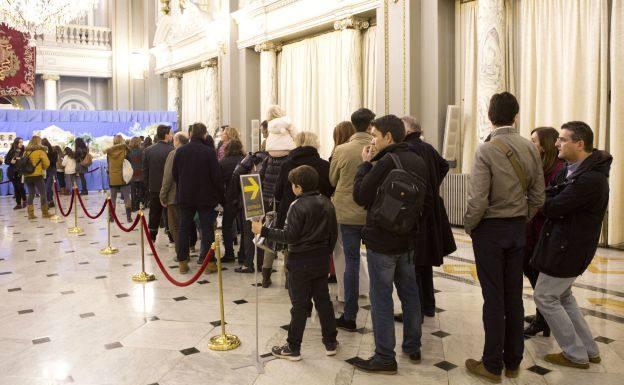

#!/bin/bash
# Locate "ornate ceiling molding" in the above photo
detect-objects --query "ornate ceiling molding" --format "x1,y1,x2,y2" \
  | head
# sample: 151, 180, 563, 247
254, 41, 282, 53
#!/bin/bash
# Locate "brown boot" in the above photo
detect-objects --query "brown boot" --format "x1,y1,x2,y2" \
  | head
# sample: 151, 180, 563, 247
544, 353, 589, 369
27, 205, 37, 220
205, 261, 218, 274
465, 359, 501, 384
41, 204, 51, 218
262, 268, 272, 288
589, 355, 602, 364
504, 367, 519, 378
179, 260, 189, 274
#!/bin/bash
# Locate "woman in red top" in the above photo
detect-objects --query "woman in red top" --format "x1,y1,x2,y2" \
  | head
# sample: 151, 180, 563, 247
524, 127, 565, 337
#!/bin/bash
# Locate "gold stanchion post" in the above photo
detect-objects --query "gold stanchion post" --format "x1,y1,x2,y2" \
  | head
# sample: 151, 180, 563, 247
132, 207, 155, 282
67, 183, 83, 234
100, 194, 118, 255
48, 178, 61, 223
209, 233, 241, 351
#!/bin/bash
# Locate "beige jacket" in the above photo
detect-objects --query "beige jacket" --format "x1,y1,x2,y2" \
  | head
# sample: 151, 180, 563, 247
464, 126, 545, 234
329, 132, 372, 225
159, 149, 177, 206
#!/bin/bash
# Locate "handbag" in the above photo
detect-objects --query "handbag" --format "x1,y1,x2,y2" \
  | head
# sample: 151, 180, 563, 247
254, 199, 286, 253
122, 159, 134, 184
80, 152, 93, 168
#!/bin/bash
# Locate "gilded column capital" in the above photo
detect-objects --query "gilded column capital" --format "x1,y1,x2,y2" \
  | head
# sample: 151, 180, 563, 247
42, 74, 60, 81
200, 58, 218, 68
163, 71, 183, 79
254, 41, 282, 53
333, 16, 370, 31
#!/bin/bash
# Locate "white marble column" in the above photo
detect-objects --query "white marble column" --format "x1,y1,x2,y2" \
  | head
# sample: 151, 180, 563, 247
254, 42, 281, 120
477, 0, 507, 141
201, 58, 220, 134
334, 17, 369, 115
164, 71, 182, 127
42, 74, 60, 110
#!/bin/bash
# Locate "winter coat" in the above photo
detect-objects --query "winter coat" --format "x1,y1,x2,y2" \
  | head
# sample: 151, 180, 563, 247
531, 150, 612, 278
143, 141, 173, 193
329, 132, 372, 225
172, 137, 224, 209
62, 156, 76, 175
261, 191, 338, 271
404, 132, 456, 266
127, 148, 143, 182
24, 146, 50, 177
74, 147, 89, 174
5, 147, 24, 180
266, 116, 296, 152
219, 154, 245, 205
353, 142, 430, 255
104, 143, 129, 187
275, 146, 334, 228
259, 154, 289, 203
525, 158, 566, 261
160, 148, 177, 206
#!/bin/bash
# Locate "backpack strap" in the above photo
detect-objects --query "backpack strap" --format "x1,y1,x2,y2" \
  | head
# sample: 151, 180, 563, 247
490, 139, 527, 193
387, 153, 404, 170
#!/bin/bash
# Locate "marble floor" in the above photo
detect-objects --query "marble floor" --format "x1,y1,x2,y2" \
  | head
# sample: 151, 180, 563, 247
1, 193, 624, 385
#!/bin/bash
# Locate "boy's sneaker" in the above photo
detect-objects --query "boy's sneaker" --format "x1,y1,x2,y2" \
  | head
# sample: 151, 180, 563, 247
325, 341, 339, 356
336, 315, 357, 332
271, 344, 301, 361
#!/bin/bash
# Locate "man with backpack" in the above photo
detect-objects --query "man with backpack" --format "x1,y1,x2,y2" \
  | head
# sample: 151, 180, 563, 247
463, 92, 544, 383
352, 114, 429, 374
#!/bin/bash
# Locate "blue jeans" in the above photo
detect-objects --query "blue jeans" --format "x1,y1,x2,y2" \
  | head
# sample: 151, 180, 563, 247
341, 224, 364, 321
367, 249, 422, 362
178, 207, 217, 262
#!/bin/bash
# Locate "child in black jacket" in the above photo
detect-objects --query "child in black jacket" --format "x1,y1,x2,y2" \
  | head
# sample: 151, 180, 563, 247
252, 165, 339, 361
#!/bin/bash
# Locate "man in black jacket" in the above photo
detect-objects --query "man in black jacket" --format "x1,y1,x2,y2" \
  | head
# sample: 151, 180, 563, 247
532, 121, 611, 369
252, 165, 338, 362
143, 125, 173, 242
351, 114, 428, 374
173, 123, 224, 273
401, 116, 456, 319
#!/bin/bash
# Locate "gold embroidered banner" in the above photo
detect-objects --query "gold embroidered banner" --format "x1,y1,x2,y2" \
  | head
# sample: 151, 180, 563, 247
0, 24, 35, 96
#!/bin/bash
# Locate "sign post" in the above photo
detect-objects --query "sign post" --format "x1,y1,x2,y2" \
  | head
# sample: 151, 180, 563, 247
232, 174, 274, 373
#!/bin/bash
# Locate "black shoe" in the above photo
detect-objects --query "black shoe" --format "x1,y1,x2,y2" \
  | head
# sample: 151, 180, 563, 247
394, 313, 403, 323
336, 315, 357, 332
49, 201, 55, 208
524, 318, 551, 337
328, 275, 337, 283
221, 255, 236, 263
424, 310, 436, 318
271, 344, 301, 362
325, 341, 339, 356
352, 357, 398, 375
235, 266, 255, 273
197, 255, 206, 265
524, 314, 536, 324
13, 205, 20, 210
408, 351, 422, 364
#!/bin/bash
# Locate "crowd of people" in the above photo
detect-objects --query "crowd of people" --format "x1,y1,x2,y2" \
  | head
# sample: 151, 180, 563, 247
0, 91, 612, 380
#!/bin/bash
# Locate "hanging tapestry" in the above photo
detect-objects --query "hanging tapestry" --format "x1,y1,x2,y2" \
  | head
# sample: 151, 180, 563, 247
0, 24, 35, 97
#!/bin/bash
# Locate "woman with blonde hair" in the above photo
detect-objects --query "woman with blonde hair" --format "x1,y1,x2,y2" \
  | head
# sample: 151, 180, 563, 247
104, 134, 133, 222
217, 126, 241, 160
23, 135, 51, 219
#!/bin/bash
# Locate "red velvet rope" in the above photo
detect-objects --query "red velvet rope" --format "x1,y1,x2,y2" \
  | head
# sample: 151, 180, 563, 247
76, 192, 107, 219
107, 200, 141, 232
140, 216, 215, 287
54, 181, 75, 217
86, 166, 100, 174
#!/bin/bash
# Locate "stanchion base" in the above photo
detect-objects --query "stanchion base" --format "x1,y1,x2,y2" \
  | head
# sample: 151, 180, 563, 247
100, 246, 119, 255
208, 334, 241, 351
132, 271, 156, 282
68, 226, 83, 234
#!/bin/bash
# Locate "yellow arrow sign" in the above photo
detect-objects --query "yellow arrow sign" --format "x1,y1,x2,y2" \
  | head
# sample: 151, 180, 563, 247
243, 176, 260, 200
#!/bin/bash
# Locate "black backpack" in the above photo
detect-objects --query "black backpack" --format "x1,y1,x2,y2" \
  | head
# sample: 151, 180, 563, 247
15, 151, 41, 175
370, 153, 426, 235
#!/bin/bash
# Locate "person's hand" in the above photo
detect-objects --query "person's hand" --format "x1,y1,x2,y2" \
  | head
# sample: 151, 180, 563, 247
160, 200, 167, 208
362, 145, 374, 162
251, 220, 263, 235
